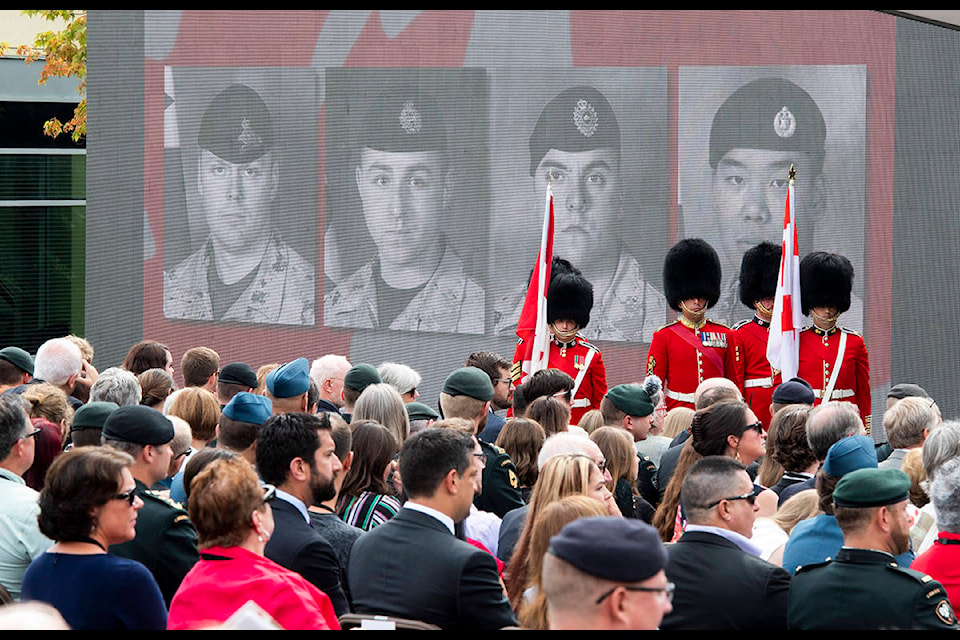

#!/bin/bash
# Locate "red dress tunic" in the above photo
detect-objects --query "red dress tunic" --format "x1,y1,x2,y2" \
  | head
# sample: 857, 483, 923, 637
797, 324, 871, 433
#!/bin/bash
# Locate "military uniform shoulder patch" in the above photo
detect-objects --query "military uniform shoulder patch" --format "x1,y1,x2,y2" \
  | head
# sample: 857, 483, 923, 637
143, 489, 187, 512
656, 320, 679, 332
935, 599, 957, 627
508, 468, 519, 489
707, 319, 731, 330
645, 354, 656, 377
731, 319, 750, 330
578, 338, 601, 352
840, 326, 863, 338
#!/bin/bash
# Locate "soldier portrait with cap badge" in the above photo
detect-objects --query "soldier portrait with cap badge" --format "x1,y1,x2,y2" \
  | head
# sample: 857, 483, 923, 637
677, 66, 866, 332
163, 68, 317, 327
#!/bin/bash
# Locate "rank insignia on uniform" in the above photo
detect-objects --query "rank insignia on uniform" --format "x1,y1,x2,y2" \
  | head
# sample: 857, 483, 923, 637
936, 600, 956, 625
646, 355, 656, 376
399, 100, 422, 134
573, 99, 598, 137
237, 117, 262, 151
508, 469, 519, 489
774, 105, 796, 138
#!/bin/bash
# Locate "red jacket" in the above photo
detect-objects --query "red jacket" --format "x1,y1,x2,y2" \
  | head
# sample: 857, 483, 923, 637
797, 325, 871, 433
733, 316, 782, 431
646, 317, 740, 411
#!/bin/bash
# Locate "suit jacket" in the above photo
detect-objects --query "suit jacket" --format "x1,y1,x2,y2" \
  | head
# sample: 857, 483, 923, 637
348, 507, 517, 630
661, 530, 791, 630
264, 498, 349, 617
878, 448, 909, 470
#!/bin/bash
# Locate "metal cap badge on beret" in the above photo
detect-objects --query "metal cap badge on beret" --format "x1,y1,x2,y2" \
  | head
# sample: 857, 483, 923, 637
528, 85, 621, 176
71, 401, 119, 432
442, 367, 494, 402
800, 251, 854, 316
833, 467, 911, 508
0, 346, 34, 376
406, 401, 439, 422
344, 363, 382, 393
360, 88, 447, 154
198, 83, 274, 164
223, 392, 272, 425
823, 435, 877, 477
887, 383, 929, 400
771, 377, 815, 405
266, 358, 311, 399
663, 238, 722, 311
549, 516, 667, 583
739, 241, 782, 309
218, 362, 258, 388
605, 384, 654, 418
709, 77, 826, 173
102, 405, 175, 445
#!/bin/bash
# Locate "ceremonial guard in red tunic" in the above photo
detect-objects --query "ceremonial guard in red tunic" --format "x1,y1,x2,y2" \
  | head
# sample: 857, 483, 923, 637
732, 242, 783, 431
512, 257, 607, 425
646, 238, 740, 411
797, 251, 871, 433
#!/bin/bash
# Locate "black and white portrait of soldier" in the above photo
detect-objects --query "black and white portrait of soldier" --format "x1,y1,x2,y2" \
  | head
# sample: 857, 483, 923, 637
489, 69, 669, 343
323, 69, 488, 335
678, 66, 866, 332
163, 68, 317, 326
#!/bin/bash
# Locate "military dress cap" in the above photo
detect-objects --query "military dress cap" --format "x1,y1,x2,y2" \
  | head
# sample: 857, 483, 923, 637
832, 467, 911, 508
198, 83, 274, 164
344, 363, 382, 393
223, 392, 272, 425
772, 377, 815, 405
739, 241, 782, 309
887, 383, 929, 400
822, 435, 878, 477
663, 238, 722, 311
442, 366, 495, 402
102, 405, 174, 445
266, 357, 310, 398
605, 384, 655, 418
549, 516, 667, 582
359, 87, 447, 153
218, 362, 258, 388
547, 268, 594, 329
406, 401, 439, 422
528, 85, 621, 176
800, 251, 854, 316
0, 346, 34, 376
71, 401, 119, 432
709, 77, 826, 172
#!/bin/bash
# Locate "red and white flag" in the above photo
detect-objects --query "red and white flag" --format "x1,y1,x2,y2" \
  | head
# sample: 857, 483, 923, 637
767, 171, 802, 380
512, 183, 555, 384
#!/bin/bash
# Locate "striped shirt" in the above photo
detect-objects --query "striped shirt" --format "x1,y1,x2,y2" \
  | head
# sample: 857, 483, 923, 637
340, 491, 401, 531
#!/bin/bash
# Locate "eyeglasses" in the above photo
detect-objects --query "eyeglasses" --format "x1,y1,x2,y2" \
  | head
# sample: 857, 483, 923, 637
705, 490, 757, 509
173, 447, 192, 461
22, 427, 42, 440
494, 378, 512, 386
742, 421, 763, 435
261, 483, 277, 504
473, 453, 488, 465
553, 390, 572, 402
595, 582, 675, 605
113, 488, 138, 506
596, 459, 608, 473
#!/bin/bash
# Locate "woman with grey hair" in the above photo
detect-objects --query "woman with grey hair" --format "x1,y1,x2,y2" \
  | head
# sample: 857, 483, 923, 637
376, 362, 422, 404
910, 456, 960, 610
353, 382, 410, 447
89, 367, 142, 407
913, 420, 960, 554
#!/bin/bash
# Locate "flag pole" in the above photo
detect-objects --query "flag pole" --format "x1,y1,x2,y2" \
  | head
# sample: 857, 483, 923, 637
766, 164, 801, 381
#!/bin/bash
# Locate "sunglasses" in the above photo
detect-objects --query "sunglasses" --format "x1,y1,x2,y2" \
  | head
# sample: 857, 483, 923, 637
173, 447, 193, 461
742, 421, 764, 435
112, 488, 138, 506
595, 582, 675, 605
261, 483, 277, 504
705, 490, 757, 510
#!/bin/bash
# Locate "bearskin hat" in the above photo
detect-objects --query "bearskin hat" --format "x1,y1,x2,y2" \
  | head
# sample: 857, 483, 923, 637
547, 257, 593, 329
663, 238, 722, 312
739, 242, 782, 309
800, 251, 853, 316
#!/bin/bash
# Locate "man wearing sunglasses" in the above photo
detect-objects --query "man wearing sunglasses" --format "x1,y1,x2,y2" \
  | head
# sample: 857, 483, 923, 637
661, 456, 791, 630
0, 394, 53, 600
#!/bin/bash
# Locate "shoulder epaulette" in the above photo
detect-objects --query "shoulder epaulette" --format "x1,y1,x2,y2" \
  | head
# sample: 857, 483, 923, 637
143, 489, 187, 512
840, 326, 863, 338
656, 320, 679, 332
731, 319, 750, 330
794, 559, 831, 574
577, 338, 601, 352
707, 318, 731, 329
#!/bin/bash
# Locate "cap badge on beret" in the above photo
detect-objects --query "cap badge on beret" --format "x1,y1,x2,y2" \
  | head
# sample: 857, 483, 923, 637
238, 117, 263, 151
774, 106, 797, 139
573, 99, 598, 137
399, 101, 422, 135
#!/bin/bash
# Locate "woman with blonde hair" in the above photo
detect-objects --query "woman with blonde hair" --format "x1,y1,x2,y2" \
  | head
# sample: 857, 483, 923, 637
515, 495, 607, 630
22, 382, 73, 490
590, 426, 654, 522
165, 387, 222, 503
661, 406, 695, 440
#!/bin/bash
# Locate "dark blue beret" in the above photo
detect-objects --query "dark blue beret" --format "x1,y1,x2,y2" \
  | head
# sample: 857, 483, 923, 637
548, 516, 667, 582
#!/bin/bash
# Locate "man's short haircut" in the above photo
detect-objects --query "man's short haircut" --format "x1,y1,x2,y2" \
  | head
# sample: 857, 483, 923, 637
217, 414, 261, 453
694, 380, 742, 410
90, 367, 143, 407
922, 420, 960, 482
522, 368, 574, 405
439, 392, 487, 424
0, 359, 27, 386
930, 457, 960, 533
167, 387, 221, 443
883, 396, 938, 450
255, 412, 330, 487
217, 380, 250, 405
377, 362, 422, 396
122, 341, 170, 377
806, 402, 863, 460
33, 338, 82, 386
307, 378, 319, 412
0, 393, 29, 461
680, 456, 748, 525
310, 354, 350, 388
398, 427, 474, 500
833, 502, 880, 536
599, 395, 627, 426
181, 347, 221, 388
542, 549, 610, 619
465, 351, 511, 382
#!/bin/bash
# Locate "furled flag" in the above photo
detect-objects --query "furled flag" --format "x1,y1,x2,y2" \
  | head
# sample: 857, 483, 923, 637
511, 182, 555, 385
767, 165, 802, 380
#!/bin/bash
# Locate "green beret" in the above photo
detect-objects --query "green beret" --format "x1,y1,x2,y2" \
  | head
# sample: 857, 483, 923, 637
360, 89, 447, 154
605, 384, 654, 418
0, 346, 34, 376
406, 401, 439, 422
266, 358, 310, 399
833, 468, 911, 508
198, 84, 274, 164
344, 363, 381, 392
101, 405, 174, 445
528, 85, 620, 176
71, 401, 119, 432
442, 367, 494, 402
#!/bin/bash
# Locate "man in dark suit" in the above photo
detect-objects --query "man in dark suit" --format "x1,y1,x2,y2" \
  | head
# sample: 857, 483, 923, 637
661, 456, 791, 630
256, 411, 350, 616
348, 427, 517, 630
